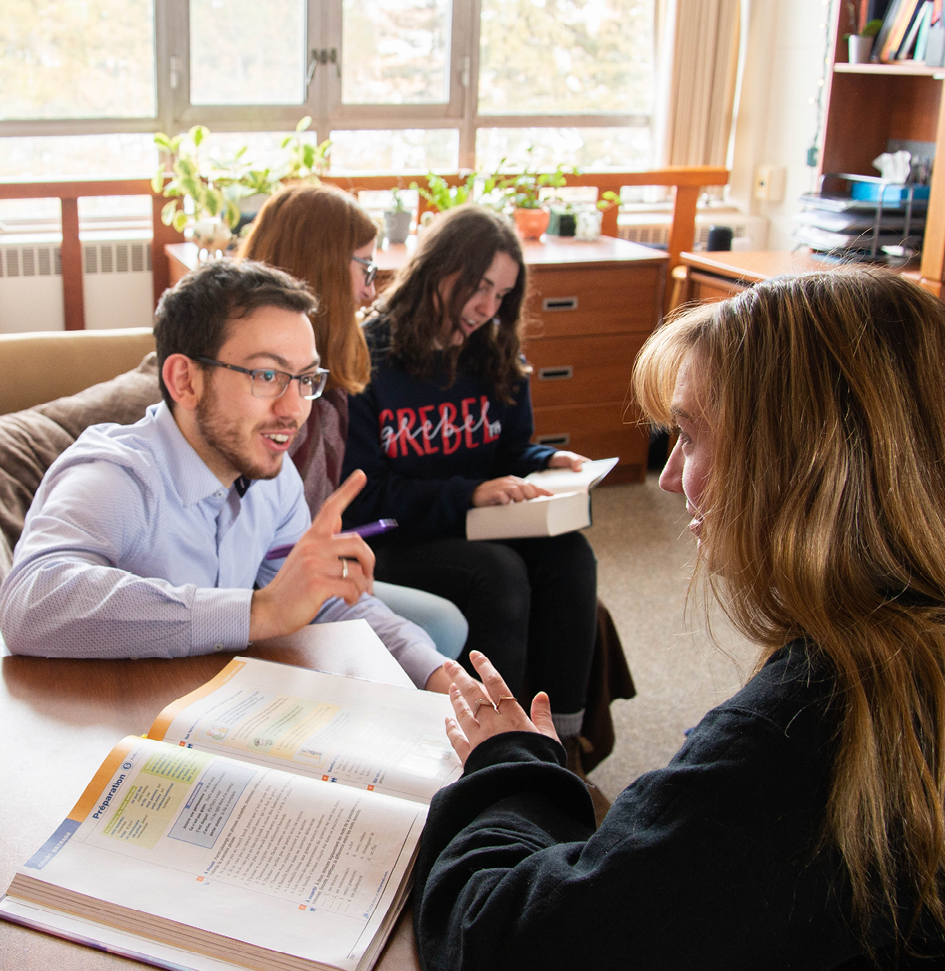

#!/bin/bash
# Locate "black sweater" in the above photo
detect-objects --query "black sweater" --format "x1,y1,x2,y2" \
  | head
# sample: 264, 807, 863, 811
413, 642, 943, 970
342, 317, 555, 537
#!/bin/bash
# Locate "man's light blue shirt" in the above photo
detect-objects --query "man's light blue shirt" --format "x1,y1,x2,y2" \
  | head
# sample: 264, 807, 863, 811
0, 403, 445, 685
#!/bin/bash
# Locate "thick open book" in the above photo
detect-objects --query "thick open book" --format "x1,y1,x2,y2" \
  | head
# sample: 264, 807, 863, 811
0, 650, 461, 971
466, 456, 619, 540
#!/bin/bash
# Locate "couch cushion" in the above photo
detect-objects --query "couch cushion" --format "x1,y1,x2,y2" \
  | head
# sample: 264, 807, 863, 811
0, 352, 160, 563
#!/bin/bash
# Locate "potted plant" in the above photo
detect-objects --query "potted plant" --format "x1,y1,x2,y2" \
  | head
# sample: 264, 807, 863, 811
280, 115, 332, 182
843, 3, 882, 64
153, 118, 331, 253
410, 170, 479, 212
383, 188, 412, 244
492, 151, 573, 239
152, 126, 244, 253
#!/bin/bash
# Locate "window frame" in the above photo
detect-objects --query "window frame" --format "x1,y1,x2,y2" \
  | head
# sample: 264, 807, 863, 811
0, 0, 654, 172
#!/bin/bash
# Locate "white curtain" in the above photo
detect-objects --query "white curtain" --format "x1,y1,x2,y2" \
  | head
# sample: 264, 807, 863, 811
654, 0, 742, 168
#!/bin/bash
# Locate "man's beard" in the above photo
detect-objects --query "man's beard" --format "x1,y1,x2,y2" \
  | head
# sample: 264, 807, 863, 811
195, 383, 298, 481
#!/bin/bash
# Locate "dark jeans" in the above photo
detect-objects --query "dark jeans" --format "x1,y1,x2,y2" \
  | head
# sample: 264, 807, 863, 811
374, 531, 597, 715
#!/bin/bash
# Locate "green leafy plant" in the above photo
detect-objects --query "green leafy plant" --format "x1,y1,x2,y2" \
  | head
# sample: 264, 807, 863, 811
387, 187, 409, 213
410, 170, 479, 211
491, 149, 574, 210
843, 2, 883, 38
152, 125, 245, 233
280, 116, 331, 182
152, 118, 331, 236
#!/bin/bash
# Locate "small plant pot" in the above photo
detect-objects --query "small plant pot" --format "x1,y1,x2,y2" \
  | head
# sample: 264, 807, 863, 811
547, 211, 576, 236
384, 209, 412, 245
848, 34, 874, 64
513, 206, 550, 239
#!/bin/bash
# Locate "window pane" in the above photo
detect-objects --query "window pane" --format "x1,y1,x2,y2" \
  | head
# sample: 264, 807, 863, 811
476, 127, 651, 172
0, 0, 155, 120
328, 130, 458, 174
342, 0, 450, 105
479, 0, 653, 116
190, 0, 305, 105
0, 134, 158, 179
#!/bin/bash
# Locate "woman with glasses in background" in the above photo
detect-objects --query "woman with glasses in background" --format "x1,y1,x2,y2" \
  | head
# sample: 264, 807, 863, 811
240, 183, 468, 657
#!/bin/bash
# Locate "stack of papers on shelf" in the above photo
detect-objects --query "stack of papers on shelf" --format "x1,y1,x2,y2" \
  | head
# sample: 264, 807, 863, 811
466, 456, 618, 540
793, 178, 927, 261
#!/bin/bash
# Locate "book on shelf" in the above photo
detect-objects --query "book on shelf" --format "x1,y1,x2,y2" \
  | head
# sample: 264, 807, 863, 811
879, 0, 923, 61
0, 645, 462, 971
465, 455, 618, 541
872, 0, 905, 60
897, 0, 931, 57
915, 1, 935, 58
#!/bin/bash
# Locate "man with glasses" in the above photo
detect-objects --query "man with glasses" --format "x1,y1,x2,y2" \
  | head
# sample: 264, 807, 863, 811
0, 260, 453, 692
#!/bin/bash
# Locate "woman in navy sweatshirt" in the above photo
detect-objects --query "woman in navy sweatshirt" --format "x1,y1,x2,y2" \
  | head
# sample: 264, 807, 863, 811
342, 204, 601, 784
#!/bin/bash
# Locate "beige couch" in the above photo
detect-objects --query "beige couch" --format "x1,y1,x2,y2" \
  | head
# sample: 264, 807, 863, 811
0, 328, 161, 576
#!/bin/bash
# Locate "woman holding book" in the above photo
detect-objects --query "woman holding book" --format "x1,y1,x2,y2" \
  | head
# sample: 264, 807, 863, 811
240, 183, 468, 658
413, 268, 945, 969
341, 204, 601, 782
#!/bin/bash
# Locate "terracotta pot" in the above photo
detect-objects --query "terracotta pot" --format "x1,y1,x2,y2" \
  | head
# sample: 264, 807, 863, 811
513, 206, 550, 239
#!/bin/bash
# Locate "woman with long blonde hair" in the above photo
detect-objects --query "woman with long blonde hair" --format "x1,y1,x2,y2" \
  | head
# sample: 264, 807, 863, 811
411, 268, 945, 968
241, 183, 468, 658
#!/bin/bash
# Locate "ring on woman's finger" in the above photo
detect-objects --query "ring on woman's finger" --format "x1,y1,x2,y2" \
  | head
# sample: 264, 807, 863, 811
340, 558, 349, 580
494, 695, 516, 712
472, 698, 497, 717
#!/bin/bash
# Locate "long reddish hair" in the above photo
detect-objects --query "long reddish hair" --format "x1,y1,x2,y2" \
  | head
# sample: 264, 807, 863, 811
240, 183, 376, 394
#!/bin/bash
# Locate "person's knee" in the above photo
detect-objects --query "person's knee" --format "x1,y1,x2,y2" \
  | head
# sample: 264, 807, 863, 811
467, 544, 531, 617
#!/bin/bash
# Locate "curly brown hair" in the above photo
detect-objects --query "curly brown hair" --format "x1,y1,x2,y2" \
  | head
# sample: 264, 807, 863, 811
377, 204, 530, 402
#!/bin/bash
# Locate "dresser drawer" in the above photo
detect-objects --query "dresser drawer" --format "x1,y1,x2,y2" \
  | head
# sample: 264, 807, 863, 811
525, 333, 644, 408
532, 402, 648, 482
525, 264, 664, 338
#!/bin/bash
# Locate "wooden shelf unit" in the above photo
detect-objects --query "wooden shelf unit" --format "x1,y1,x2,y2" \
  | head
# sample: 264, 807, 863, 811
820, 4, 945, 295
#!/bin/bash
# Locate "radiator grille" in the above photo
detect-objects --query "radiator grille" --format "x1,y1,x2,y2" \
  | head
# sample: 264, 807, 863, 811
0, 242, 151, 277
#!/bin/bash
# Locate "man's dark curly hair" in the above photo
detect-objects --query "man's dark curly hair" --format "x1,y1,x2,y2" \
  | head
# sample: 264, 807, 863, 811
153, 258, 317, 408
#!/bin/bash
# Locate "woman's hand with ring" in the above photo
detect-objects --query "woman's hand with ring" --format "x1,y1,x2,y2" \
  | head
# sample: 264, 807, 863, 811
442, 651, 559, 763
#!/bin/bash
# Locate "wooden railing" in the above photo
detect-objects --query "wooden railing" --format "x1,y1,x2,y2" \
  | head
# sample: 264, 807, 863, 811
0, 166, 728, 330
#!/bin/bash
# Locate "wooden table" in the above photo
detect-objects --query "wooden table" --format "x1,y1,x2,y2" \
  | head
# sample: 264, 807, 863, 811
673, 248, 926, 307
0, 624, 422, 971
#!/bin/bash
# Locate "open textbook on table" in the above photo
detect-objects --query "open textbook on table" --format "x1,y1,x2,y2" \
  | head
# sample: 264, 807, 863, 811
0, 651, 462, 971
466, 455, 619, 540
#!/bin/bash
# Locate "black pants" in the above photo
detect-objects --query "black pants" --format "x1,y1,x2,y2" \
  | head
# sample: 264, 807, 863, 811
374, 531, 597, 715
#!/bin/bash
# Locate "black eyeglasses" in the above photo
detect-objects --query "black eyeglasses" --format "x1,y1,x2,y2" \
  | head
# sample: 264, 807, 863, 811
352, 254, 378, 286
194, 358, 329, 400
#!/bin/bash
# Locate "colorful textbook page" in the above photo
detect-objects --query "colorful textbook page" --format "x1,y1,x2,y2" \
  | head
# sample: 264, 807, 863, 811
0, 657, 462, 971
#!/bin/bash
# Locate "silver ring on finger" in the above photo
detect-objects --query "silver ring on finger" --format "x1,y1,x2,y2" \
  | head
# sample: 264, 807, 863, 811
340, 558, 349, 580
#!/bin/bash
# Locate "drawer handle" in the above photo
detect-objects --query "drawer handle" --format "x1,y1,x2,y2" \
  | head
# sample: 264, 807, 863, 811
536, 433, 570, 447
542, 296, 578, 311
538, 366, 573, 381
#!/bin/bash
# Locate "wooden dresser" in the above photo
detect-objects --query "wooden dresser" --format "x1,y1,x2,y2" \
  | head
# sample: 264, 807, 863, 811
518, 237, 666, 484
169, 235, 667, 484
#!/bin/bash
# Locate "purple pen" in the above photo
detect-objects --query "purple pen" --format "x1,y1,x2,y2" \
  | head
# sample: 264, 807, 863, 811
264, 519, 398, 561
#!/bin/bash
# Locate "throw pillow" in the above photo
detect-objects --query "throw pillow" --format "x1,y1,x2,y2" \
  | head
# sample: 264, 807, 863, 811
0, 352, 160, 558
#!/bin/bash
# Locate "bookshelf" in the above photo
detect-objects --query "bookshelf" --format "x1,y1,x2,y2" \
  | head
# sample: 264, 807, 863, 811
820, 2, 945, 295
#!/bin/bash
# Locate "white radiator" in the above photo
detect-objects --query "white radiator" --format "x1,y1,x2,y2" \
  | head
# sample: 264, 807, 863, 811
0, 236, 154, 334
618, 210, 769, 251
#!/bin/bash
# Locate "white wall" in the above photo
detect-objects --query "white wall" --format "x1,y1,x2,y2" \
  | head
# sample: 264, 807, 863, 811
728, 0, 831, 249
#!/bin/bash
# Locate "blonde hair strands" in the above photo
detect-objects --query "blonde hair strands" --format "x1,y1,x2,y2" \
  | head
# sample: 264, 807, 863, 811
634, 268, 945, 947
